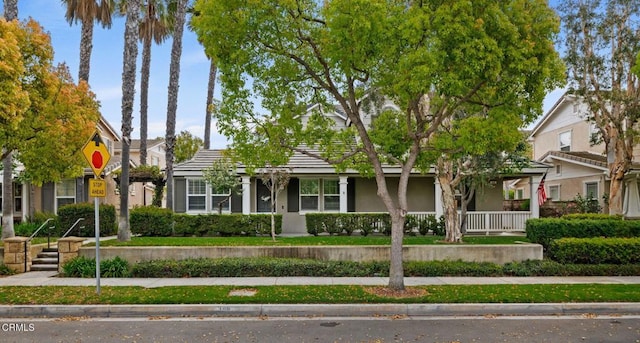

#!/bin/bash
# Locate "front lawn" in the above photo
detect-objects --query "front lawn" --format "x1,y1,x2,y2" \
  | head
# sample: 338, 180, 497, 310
95, 235, 529, 247
0, 284, 636, 304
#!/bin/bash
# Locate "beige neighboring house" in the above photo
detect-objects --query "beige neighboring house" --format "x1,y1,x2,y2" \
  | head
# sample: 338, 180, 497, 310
1, 115, 167, 226
114, 138, 167, 208
514, 92, 640, 215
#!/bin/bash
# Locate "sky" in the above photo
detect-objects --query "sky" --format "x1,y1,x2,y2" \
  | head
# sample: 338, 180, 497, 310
2, 1, 565, 149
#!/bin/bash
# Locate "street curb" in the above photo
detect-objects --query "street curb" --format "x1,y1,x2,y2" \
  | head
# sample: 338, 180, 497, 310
0, 303, 639, 318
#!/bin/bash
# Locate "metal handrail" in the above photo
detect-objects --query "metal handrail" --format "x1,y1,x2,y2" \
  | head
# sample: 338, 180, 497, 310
25, 218, 55, 272
61, 218, 85, 239
27, 218, 54, 242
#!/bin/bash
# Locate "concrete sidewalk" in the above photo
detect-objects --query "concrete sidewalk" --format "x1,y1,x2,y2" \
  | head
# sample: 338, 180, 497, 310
1, 272, 640, 288
1, 272, 639, 318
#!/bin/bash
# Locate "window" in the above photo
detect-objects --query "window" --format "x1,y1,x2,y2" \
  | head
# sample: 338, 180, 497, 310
256, 182, 271, 213
549, 185, 560, 201
56, 179, 76, 210
323, 179, 340, 211
211, 190, 231, 213
516, 189, 524, 200
559, 131, 571, 151
300, 179, 319, 211
556, 164, 562, 175
14, 185, 22, 213
151, 156, 160, 166
187, 179, 206, 211
585, 182, 598, 199
0, 183, 22, 212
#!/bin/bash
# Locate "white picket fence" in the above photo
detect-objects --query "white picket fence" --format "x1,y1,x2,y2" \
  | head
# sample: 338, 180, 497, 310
408, 211, 531, 234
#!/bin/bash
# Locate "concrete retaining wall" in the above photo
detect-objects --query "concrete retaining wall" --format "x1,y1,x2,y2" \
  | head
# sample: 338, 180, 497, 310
79, 244, 543, 265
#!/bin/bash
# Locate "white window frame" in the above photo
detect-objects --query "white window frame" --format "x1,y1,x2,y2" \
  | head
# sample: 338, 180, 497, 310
187, 178, 207, 212
56, 179, 76, 211
299, 178, 320, 212
585, 181, 598, 200
559, 131, 571, 152
555, 164, 562, 175
549, 185, 560, 201
323, 179, 340, 212
211, 190, 232, 213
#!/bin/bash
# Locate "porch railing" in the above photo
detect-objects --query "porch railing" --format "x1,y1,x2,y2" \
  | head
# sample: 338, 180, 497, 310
407, 211, 530, 233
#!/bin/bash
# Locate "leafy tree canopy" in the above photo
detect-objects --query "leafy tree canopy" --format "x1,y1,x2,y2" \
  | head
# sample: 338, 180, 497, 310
174, 130, 203, 164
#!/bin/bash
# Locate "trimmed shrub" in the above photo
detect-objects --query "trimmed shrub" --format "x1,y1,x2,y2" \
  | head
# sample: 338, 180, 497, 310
562, 213, 623, 220
61, 256, 95, 277
131, 257, 389, 278
525, 218, 640, 249
125, 257, 640, 278
0, 263, 14, 276
548, 237, 640, 264
14, 222, 40, 237
170, 213, 282, 237
100, 256, 131, 277
57, 203, 117, 237
61, 256, 131, 278
130, 206, 174, 237
305, 213, 392, 236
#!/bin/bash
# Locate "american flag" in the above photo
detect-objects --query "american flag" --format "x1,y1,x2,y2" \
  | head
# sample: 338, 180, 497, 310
537, 173, 548, 205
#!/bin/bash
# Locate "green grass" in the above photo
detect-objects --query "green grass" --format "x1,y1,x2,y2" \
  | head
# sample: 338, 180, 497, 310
0, 284, 635, 304
95, 235, 529, 247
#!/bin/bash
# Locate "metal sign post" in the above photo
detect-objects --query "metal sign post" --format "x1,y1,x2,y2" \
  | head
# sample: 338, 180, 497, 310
82, 130, 111, 295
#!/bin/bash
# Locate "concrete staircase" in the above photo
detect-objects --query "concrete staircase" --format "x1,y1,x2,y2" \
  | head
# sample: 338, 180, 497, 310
31, 248, 58, 272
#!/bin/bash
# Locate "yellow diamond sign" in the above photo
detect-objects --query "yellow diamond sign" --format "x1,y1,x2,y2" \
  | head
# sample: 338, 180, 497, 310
82, 131, 111, 178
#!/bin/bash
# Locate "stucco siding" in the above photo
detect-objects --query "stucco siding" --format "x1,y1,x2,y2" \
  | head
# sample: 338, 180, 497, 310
475, 185, 504, 211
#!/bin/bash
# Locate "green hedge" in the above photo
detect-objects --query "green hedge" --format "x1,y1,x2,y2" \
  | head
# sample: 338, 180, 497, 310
130, 206, 174, 237
61, 256, 130, 278
562, 213, 623, 220
171, 213, 282, 237
125, 257, 640, 278
548, 237, 640, 264
306, 213, 445, 236
525, 218, 640, 249
57, 203, 117, 237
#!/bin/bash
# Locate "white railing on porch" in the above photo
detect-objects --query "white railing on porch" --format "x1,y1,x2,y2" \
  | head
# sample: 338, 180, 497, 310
407, 211, 531, 233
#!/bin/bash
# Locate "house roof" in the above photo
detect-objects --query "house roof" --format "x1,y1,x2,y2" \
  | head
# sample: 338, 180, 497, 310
528, 91, 574, 139
540, 151, 608, 170
174, 148, 549, 178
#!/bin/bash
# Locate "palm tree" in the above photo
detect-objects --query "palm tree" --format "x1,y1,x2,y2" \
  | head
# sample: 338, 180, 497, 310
203, 58, 217, 149
62, 0, 118, 83
187, 7, 216, 149
165, 0, 188, 210
138, 0, 173, 165
2, 0, 19, 240
3, 0, 17, 20
118, 0, 141, 241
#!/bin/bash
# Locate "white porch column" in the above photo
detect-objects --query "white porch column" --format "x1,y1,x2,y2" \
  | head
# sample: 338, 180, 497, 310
339, 176, 348, 213
623, 178, 640, 218
530, 175, 540, 218
241, 176, 251, 215
434, 178, 443, 218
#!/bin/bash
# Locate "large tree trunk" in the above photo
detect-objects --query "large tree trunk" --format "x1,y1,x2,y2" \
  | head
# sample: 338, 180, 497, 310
165, 0, 187, 210
204, 59, 217, 149
139, 36, 152, 166
387, 209, 405, 290
118, 0, 141, 241
2, 152, 15, 239
78, 16, 94, 83
607, 133, 628, 215
3, 0, 18, 20
438, 159, 462, 243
